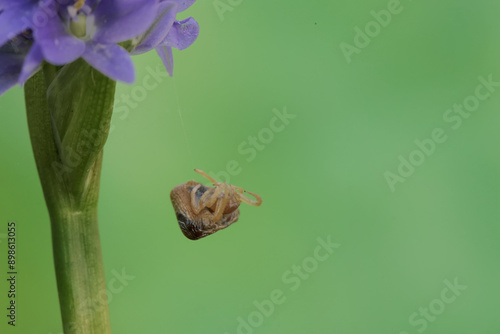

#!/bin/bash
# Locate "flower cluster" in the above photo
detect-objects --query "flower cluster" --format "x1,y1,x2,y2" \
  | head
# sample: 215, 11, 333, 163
0, 0, 199, 96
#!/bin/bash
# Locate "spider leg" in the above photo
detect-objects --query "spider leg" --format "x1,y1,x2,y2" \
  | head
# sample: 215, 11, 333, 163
194, 169, 219, 185
190, 184, 204, 214
191, 184, 224, 216
212, 185, 230, 223
239, 190, 263, 207
233, 186, 244, 193
200, 185, 223, 209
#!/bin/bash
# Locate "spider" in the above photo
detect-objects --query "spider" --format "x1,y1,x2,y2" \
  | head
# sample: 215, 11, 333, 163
170, 169, 262, 240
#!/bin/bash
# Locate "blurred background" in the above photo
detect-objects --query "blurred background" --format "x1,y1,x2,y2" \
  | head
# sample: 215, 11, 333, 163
1, 0, 500, 333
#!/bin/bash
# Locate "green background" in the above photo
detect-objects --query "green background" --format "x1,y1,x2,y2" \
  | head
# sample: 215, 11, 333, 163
1, 0, 500, 333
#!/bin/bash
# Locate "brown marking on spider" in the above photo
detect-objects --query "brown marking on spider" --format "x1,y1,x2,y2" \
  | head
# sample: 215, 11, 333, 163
170, 169, 262, 240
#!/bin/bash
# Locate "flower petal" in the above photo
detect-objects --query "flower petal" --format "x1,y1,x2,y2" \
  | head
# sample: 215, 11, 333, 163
156, 45, 173, 76
34, 13, 85, 65
131, 1, 177, 55
0, 5, 34, 47
0, 50, 23, 96
0, 71, 19, 96
19, 43, 43, 84
163, 0, 196, 12
164, 17, 199, 50
0, 0, 33, 11
93, 0, 159, 44
82, 42, 135, 83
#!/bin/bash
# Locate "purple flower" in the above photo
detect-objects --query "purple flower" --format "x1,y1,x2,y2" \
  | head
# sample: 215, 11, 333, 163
133, 0, 199, 76
0, 0, 199, 96
0, 0, 86, 65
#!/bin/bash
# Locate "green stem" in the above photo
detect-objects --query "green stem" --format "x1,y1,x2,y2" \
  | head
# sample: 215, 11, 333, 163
24, 62, 115, 333
50, 162, 110, 334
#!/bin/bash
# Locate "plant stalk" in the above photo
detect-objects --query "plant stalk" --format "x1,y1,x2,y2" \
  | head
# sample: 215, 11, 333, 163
24, 63, 115, 333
